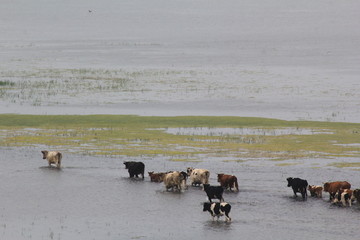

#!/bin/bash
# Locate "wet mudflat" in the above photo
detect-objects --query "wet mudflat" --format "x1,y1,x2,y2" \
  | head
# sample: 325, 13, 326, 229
1, 147, 359, 240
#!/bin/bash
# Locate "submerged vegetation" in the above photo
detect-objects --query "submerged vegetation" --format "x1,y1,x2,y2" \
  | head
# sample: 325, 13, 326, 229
0, 115, 359, 167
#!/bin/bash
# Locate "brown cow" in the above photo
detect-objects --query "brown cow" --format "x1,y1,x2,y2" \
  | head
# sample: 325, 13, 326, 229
148, 172, 166, 182
308, 185, 323, 198
352, 189, 360, 203
323, 181, 351, 200
217, 174, 239, 192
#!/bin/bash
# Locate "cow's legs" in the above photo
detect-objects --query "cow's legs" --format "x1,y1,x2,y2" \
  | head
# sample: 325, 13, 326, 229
330, 193, 335, 200
301, 188, 307, 200
292, 189, 298, 197
225, 213, 231, 222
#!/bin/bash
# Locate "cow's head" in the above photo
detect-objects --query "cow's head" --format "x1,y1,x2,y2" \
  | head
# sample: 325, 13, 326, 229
180, 171, 188, 180
186, 167, 194, 176
217, 173, 224, 182
323, 182, 330, 192
41, 150, 48, 159
123, 162, 129, 169
353, 189, 360, 197
203, 202, 211, 211
203, 184, 210, 191
286, 177, 293, 187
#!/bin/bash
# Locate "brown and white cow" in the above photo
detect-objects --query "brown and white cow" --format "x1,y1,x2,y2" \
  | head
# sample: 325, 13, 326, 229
217, 173, 239, 192
41, 150, 62, 168
148, 172, 166, 182
323, 181, 351, 200
163, 171, 186, 192
187, 167, 210, 187
333, 189, 353, 207
308, 185, 323, 198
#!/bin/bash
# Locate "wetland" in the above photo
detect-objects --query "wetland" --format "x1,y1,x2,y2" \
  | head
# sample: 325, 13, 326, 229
1, 0, 360, 239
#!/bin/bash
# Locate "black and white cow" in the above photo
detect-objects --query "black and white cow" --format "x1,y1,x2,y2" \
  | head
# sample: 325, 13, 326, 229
203, 202, 231, 222
203, 184, 224, 202
287, 177, 308, 199
123, 161, 145, 179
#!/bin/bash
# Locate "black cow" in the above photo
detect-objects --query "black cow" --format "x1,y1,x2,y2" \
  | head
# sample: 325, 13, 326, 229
124, 161, 145, 179
203, 184, 224, 202
287, 177, 308, 199
203, 202, 231, 222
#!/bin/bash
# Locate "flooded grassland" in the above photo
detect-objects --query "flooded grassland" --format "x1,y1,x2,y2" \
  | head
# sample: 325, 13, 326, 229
1, 115, 360, 167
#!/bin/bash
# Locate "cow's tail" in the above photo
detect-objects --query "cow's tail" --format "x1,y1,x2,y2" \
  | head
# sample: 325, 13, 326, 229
233, 177, 239, 191
57, 152, 62, 168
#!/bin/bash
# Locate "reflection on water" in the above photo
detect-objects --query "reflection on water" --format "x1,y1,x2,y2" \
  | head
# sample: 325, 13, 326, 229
203, 220, 232, 232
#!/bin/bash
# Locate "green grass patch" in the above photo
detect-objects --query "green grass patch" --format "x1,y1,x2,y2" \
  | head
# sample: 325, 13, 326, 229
0, 114, 359, 162
0, 80, 15, 86
327, 162, 360, 168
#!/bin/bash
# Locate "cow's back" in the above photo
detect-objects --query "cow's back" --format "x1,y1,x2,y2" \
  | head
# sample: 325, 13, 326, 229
189, 168, 209, 185
324, 181, 351, 193
164, 171, 182, 189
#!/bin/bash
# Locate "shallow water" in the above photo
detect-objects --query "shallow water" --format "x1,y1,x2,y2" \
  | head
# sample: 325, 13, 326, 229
0, 147, 359, 240
1, 0, 360, 122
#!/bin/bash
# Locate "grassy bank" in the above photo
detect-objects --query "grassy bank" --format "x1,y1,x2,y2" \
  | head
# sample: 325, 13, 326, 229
0, 114, 359, 164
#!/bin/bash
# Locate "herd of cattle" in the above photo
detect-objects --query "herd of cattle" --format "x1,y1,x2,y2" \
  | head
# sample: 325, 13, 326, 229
42, 150, 360, 222
287, 177, 360, 207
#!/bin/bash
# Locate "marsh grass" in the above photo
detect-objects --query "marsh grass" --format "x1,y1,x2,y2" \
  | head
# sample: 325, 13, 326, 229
327, 162, 360, 168
0, 67, 275, 106
0, 115, 359, 164
0, 80, 15, 86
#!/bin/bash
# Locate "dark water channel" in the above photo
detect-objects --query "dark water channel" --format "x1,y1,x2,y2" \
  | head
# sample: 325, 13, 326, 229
0, 147, 359, 240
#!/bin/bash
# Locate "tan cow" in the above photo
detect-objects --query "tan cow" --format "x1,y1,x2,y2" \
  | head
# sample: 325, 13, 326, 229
41, 150, 62, 168
148, 172, 166, 182
163, 171, 186, 192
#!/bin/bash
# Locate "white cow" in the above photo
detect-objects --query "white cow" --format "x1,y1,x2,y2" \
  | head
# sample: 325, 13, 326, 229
186, 167, 210, 187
